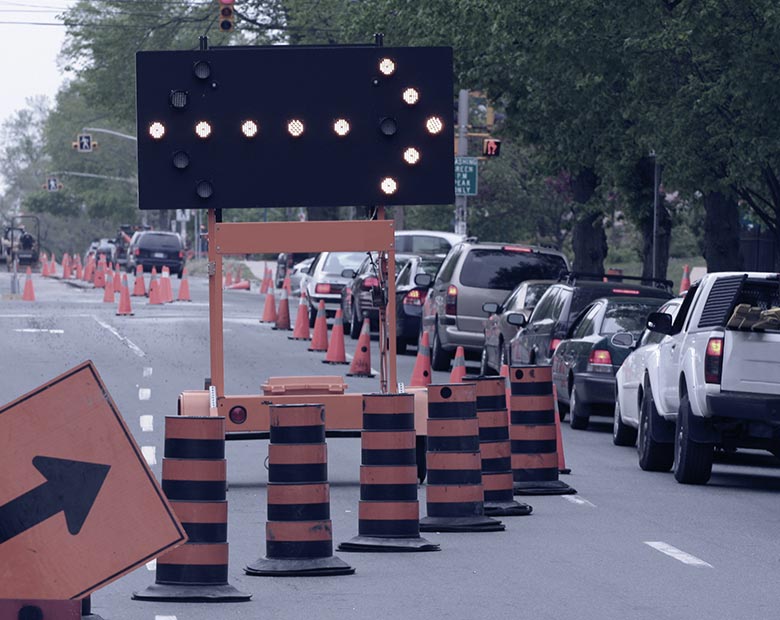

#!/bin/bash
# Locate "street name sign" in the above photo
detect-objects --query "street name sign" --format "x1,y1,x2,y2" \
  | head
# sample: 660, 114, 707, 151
0, 361, 187, 599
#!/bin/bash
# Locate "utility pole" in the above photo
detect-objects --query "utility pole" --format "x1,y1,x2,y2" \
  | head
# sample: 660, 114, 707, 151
454, 89, 469, 236
651, 151, 660, 279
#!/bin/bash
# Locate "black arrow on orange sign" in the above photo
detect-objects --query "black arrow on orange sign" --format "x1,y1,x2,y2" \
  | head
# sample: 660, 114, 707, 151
0, 456, 110, 544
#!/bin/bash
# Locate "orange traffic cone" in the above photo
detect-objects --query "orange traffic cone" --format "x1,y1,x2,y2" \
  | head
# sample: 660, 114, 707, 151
22, 267, 35, 301
133, 265, 146, 296
552, 385, 571, 474
450, 346, 467, 382
48, 253, 56, 277
227, 279, 250, 290
177, 267, 191, 301
680, 264, 691, 294
148, 273, 163, 304
74, 256, 83, 281
41, 253, 49, 277
260, 263, 271, 294
103, 269, 115, 303
323, 308, 348, 364
162, 267, 173, 302
308, 300, 329, 352
347, 318, 375, 377
410, 331, 432, 387
94, 257, 106, 288
61, 253, 70, 279
224, 267, 233, 288
289, 292, 310, 340
273, 281, 292, 331
260, 285, 277, 323
117, 274, 134, 316
84, 256, 94, 283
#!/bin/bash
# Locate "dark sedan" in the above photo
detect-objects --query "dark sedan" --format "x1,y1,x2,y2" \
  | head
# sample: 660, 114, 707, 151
394, 254, 444, 353
551, 296, 667, 429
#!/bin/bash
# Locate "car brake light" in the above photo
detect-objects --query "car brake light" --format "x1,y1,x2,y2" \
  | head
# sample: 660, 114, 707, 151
315, 283, 331, 294
134, 248, 140, 256
587, 349, 613, 373
403, 289, 426, 306
363, 276, 380, 288
549, 338, 562, 355
445, 285, 458, 315
178, 250, 183, 258
704, 337, 723, 384
502, 245, 532, 253
611, 288, 640, 295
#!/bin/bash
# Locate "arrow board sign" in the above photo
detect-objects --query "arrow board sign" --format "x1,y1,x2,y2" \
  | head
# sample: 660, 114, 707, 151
0, 361, 187, 600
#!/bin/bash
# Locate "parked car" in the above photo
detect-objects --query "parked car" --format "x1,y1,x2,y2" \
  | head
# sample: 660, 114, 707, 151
289, 256, 315, 295
551, 296, 669, 429
126, 231, 185, 277
629, 272, 780, 484
394, 230, 464, 256
394, 254, 445, 354
95, 241, 117, 265
480, 280, 554, 374
421, 240, 570, 371
304, 251, 366, 326
612, 297, 684, 447
509, 274, 673, 367
276, 252, 317, 288
341, 252, 415, 339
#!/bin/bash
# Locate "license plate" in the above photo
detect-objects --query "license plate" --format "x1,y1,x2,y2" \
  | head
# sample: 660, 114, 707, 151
153, 252, 165, 258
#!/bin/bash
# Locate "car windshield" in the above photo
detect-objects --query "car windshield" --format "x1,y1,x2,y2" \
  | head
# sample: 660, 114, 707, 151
525, 283, 551, 308
460, 250, 567, 290
139, 233, 181, 250
419, 257, 444, 275
322, 252, 365, 274
601, 301, 665, 334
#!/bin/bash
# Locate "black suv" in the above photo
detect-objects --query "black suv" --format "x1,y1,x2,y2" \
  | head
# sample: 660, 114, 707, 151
126, 231, 185, 277
509, 273, 673, 366
421, 240, 570, 371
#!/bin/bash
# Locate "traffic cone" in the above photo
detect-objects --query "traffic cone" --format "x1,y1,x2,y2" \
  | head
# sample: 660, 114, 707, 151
273, 281, 292, 331
84, 256, 95, 283
410, 331, 432, 387
227, 279, 251, 290
680, 264, 691, 294
61, 253, 70, 279
22, 267, 35, 301
48, 253, 56, 277
74, 256, 83, 281
41, 253, 50, 277
308, 300, 328, 352
323, 308, 348, 364
234, 265, 242, 284
177, 267, 191, 301
260, 264, 271, 294
117, 274, 133, 316
162, 267, 173, 302
224, 267, 233, 288
552, 385, 571, 475
132, 265, 146, 296
103, 269, 115, 303
289, 292, 311, 340
94, 257, 106, 288
449, 346, 466, 382
148, 271, 163, 305
260, 286, 277, 323
346, 318, 375, 377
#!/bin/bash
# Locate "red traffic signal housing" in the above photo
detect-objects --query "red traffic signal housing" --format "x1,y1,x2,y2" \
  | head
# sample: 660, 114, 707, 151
218, 0, 234, 32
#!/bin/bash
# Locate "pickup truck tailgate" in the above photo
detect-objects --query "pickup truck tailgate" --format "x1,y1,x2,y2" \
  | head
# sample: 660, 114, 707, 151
722, 330, 780, 395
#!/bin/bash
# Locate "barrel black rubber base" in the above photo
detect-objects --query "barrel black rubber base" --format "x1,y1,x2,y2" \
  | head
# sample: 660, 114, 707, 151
245, 556, 355, 576
82, 614, 106, 620
346, 372, 376, 378
559, 467, 572, 475
132, 583, 252, 602
419, 516, 505, 533
338, 535, 440, 552
272, 327, 293, 331
288, 336, 311, 341
322, 360, 350, 365
513, 480, 576, 495
484, 500, 533, 517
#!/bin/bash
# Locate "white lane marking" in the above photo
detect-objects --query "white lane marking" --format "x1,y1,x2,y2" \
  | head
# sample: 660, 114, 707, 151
93, 316, 146, 357
141, 446, 157, 466
138, 388, 152, 401
562, 495, 597, 508
343, 352, 380, 377
146, 559, 157, 571
143, 367, 153, 377
644, 541, 713, 567
155, 615, 176, 620
14, 328, 64, 334
140, 415, 154, 432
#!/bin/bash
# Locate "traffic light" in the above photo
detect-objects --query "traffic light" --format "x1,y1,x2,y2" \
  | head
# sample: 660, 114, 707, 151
218, 0, 234, 32
72, 134, 98, 152
482, 138, 501, 157
135, 46, 454, 211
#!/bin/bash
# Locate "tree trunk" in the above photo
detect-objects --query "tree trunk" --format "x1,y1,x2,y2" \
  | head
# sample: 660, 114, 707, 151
572, 211, 607, 274
702, 191, 743, 271
640, 198, 672, 281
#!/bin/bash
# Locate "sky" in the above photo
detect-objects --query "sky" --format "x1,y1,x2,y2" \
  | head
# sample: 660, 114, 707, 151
0, 0, 72, 128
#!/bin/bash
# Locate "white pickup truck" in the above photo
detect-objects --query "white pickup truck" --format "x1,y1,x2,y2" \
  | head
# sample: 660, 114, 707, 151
640, 271, 780, 484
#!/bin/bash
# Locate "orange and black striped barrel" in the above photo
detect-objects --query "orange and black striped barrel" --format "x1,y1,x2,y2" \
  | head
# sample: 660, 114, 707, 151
464, 375, 532, 516
339, 394, 438, 552
509, 366, 575, 495
133, 416, 250, 602
246, 404, 354, 576
419, 384, 504, 533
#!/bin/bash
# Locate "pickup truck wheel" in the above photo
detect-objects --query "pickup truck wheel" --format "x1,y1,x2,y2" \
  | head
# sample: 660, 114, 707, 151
637, 383, 674, 471
673, 393, 713, 484
612, 400, 637, 447
431, 327, 452, 372
568, 384, 589, 430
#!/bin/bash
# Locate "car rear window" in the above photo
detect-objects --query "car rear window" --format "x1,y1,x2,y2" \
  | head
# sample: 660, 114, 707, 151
138, 233, 181, 250
322, 252, 365, 274
395, 235, 453, 255
601, 300, 665, 334
571, 285, 670, 317
460, 250, 567, 290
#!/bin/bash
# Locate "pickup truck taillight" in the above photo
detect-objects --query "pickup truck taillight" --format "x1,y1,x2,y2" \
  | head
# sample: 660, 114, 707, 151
587, 349, 613, 373
704, 337, 724, 384
445, 285, 458, 315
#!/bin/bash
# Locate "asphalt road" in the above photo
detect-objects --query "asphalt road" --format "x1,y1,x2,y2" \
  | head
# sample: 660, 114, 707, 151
1, 268, 779, 620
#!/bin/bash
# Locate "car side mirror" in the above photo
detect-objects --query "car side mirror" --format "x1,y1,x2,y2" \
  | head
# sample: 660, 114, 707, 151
482, 302, 499, 314
341, 268, 357, 279
647, 312, 673, 335
414, 273, 433, 288
610, 331, 635, 348
507, 312, 527, 327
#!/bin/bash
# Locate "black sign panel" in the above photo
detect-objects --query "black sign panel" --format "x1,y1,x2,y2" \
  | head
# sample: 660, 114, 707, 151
136, 46, 454, 210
